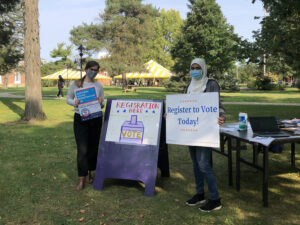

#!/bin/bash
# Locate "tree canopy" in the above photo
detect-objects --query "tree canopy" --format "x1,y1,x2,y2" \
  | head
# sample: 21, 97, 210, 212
70, 0, 159, 75
50, 42, 72, 61
171, 0, 239, 76
252, 0, 300, 72
148, 9, 183, 69
0, 0, 23, 74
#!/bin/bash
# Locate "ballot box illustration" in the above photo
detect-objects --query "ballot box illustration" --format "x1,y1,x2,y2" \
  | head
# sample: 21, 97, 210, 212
119, 115, 144, 144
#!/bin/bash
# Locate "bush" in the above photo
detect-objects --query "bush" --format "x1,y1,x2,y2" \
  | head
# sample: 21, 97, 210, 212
274, 83, 286, 90
42, 80, 56, 87
296, 80, 300, 90
212, 73, 240, 91
163, 75, 190, 92
247, 76, 276, 90
255, 77, 276, 90
247, 79, 256, 89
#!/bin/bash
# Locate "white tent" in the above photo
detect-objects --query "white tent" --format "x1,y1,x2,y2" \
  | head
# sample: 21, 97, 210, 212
42, 69, 111, 80
114, 60, 173, 79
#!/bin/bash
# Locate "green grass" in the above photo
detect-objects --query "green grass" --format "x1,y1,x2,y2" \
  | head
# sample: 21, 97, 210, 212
222, 88, 300, 103
1, 87, 300, 224
1, 86, 300, 103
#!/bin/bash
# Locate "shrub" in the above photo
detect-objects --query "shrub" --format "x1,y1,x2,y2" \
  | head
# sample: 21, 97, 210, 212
163, 76, 189, 92
41, 80, 57, 87
247, 76, 276, 90
274, 83, 286, 90
212, 73, 240, 91
247, 79, 256, 89
296, 80, 300, 90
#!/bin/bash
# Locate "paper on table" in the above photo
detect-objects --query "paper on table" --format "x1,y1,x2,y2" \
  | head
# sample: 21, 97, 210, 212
249, 136, 275, 147
281, 119, 300, 124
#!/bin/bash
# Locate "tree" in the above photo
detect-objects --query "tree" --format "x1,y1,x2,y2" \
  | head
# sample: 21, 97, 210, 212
70, 22, 103, 55
252, 0, 300, 73
168, 0, 240, 91
148, 9, 183, 69
22, 0, 46, 121
0, 1, 23, 80
50, 42, 72, 61
237, 63, 259, 83
70, 0, 159, 87
0, 0, 19, 13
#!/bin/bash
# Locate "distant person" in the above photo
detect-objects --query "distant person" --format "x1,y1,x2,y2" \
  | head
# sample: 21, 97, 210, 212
184, 58, 226, 212
57, 75, 65, 98
66, 61, 104, 191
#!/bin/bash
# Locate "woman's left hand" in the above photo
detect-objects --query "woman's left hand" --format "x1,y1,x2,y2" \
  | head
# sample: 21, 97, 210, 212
98, 97, 103, 105
218, 117, 225, 125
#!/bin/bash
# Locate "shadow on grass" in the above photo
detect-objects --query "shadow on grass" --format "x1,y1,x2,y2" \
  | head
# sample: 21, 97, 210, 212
0, 98, 25, 117
1, 119, 300, 224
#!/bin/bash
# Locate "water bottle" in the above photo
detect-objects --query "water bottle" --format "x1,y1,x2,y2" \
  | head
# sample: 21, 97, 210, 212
238, 112, 248, 131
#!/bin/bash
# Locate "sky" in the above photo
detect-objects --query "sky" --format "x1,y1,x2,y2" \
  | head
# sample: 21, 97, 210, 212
39, 0, 265, 62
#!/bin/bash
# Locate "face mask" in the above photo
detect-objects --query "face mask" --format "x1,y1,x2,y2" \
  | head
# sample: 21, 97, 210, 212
190, 70, 203, 80
87, 69, 98, 79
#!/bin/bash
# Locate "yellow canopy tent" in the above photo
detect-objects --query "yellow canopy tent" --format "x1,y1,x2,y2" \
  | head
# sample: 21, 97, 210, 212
114, 60, 173, 79
42, 69, 111, 80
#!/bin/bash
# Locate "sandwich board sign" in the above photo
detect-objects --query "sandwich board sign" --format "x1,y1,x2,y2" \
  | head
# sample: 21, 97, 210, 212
94, 98, 163, 196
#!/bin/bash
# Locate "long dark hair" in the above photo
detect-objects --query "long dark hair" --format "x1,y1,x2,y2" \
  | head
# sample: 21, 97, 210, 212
75, 61, 100, 88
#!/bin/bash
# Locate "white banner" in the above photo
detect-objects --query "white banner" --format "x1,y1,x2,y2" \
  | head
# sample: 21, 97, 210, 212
105, 100, 162, 145
166, 93, 220, 148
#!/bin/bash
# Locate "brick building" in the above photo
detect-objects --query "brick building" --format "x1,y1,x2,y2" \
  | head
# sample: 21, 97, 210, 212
0, 71, 25, 88
0, 61, 25, 88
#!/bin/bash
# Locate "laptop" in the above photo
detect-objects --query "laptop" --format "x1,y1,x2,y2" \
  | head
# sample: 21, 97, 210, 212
248, 116, 290, 137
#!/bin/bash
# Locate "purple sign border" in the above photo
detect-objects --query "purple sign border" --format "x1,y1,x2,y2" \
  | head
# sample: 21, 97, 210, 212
94, 98, 163, 196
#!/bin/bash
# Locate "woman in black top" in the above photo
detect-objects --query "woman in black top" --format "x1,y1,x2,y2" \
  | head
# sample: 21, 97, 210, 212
57, 75, 65, 98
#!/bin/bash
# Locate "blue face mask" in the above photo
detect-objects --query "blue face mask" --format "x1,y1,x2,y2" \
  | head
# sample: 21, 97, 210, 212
87, 69, 98, 79
190, 70, 203, 80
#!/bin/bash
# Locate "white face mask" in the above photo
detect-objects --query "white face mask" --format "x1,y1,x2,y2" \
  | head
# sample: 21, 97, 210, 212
87, 69, 98, 79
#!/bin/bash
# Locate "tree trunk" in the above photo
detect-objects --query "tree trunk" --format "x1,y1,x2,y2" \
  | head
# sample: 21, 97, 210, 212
122, 73, 127, 90
22, 0, 46, 121
3, 74, 8, 89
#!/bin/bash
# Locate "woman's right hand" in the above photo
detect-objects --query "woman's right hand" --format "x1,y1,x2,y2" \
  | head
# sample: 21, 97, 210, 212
75, 99, 80, 107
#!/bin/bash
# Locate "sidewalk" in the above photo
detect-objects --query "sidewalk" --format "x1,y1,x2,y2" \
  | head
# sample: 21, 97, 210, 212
0, 92, 65, 100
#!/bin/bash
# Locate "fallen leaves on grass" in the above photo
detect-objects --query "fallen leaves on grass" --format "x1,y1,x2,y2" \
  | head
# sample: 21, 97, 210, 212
79, 217, 85, 222
80, 209, 86, 214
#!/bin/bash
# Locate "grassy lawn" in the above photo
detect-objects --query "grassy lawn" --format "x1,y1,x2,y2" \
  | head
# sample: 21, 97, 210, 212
1, 86, 300, 103
0, 87, 300, 224
222, 88, 300, 103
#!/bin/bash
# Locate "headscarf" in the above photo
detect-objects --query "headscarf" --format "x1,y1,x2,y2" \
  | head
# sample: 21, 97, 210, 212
187, 58, 209, 94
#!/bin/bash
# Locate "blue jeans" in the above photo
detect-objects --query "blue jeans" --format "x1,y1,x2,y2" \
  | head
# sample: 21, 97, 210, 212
189, 146, 219, 200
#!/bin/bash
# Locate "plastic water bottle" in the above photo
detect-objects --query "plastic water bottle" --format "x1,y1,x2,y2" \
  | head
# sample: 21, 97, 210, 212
238, 112, 248, 131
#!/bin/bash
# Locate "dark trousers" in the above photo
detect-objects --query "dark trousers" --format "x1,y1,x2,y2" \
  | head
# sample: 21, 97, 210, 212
73, 113, 102, 177
57, 87, 64, 97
